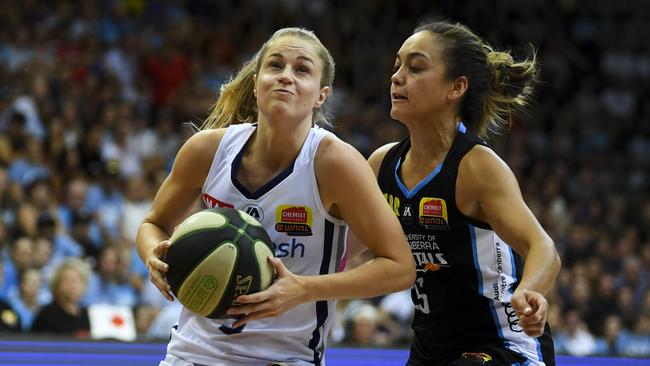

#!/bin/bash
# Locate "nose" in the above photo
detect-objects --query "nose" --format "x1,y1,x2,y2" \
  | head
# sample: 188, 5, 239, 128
278, 66, 294, 85
391, 68, 404, 86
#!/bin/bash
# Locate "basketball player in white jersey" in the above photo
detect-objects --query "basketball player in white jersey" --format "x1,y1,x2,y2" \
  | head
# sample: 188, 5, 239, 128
136, 28, 416, 366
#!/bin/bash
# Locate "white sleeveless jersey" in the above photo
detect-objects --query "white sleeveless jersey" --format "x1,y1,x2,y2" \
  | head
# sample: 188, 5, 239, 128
167, 123, 348, 366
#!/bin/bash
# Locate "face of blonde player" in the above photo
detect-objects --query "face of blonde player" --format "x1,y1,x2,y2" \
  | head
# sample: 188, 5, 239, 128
390, 31, 456, 124
254, 36, 329, 125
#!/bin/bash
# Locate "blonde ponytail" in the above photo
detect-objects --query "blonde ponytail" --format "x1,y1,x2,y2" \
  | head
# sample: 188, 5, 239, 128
482, 45, 538, 137
200, 57, 259, 130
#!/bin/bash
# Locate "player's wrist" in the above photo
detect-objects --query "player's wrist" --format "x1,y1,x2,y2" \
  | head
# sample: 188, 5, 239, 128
300, 275, 318, 303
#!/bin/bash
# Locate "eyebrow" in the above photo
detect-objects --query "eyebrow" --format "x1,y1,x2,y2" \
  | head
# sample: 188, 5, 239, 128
267, 53, 316, 66
396, 52, 431, 62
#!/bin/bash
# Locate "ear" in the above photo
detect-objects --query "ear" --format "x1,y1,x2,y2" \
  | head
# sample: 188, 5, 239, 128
314, 86, 331, 108
253, 74, 258, 97
447, 76, 468, 102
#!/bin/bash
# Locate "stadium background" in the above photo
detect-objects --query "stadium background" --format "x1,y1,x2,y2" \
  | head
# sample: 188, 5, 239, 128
1, 0, 649, 363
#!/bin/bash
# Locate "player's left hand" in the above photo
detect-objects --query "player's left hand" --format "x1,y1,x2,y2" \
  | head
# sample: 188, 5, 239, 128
511, 289, 548, 337
227, 257, 309, 327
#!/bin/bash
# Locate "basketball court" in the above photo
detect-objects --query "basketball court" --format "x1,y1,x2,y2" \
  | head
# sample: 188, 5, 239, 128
0, 340, 648, 365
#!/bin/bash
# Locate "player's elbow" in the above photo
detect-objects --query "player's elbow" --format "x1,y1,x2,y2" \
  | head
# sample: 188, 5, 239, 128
404, 267, 416, 290
397, 255, 417, 290
550, 243, 561, 278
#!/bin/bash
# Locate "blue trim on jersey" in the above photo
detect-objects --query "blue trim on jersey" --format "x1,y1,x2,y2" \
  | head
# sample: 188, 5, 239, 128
508, 247, 543, 362
469, 225, 483, 296
393, 122, 467, 199
458, 121, 467, 133
394, 158, 442, 199
231, 127, 296, 199
508, 246, 517, 294
535, 338, 543, 362
489, 301, 511, 350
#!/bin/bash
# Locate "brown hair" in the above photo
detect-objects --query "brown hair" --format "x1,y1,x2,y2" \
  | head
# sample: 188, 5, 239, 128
415, 21, 538, 138
201, 27, 335, 130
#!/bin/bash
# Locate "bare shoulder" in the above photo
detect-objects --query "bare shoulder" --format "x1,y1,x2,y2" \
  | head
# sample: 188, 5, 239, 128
367, 142, 400, 176
315, 134, 367, 168
462, 145, 512, 176
459, 144, 519, 195
314, 134, 376, 202
172, 128, 228, 187
182, 128, 227, 154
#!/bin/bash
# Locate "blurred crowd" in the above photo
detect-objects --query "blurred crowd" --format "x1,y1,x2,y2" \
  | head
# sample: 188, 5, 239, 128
0, 0, 649, 358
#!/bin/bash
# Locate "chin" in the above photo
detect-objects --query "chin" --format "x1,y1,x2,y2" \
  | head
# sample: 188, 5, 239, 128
389, 109, 407, 123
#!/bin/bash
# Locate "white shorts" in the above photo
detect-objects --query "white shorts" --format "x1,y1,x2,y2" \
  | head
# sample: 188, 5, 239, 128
159, 354, 289, 366
159, 354, 205, 366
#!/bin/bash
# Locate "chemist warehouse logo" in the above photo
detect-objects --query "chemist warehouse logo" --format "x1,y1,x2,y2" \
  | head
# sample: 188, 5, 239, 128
275, 205, 313, 236
419, 197, 449, 229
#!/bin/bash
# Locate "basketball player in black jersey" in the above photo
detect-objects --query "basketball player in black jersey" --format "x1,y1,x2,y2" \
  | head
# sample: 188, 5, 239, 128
351, 21, 561, 365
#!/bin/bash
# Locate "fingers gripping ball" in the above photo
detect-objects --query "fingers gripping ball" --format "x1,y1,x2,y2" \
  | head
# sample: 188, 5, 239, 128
165, 208, 275, 318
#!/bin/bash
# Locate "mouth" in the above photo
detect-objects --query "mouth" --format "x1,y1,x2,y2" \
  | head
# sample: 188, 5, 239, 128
391, 92, 408, 102
274, 89, 294, 95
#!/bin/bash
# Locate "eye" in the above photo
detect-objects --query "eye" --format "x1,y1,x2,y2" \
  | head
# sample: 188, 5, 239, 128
268, 61, 282, 70
296, 65, 311, 74
409, 66, 421, 73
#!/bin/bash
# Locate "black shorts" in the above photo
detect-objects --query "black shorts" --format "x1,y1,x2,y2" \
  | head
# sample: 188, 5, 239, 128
407, 342, 527, 366
407, 325, 555, 366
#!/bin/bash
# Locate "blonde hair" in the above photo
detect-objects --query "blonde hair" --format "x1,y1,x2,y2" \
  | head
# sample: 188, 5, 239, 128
415, 21, 538, 139
201, 27, 335, 130
49, 257, 91, 293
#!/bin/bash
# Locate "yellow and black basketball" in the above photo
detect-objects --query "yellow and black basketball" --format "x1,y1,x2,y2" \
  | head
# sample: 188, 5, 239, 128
165, 207, 275, 319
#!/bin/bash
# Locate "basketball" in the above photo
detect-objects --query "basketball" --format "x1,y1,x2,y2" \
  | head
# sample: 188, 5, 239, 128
165, 207, 275, 319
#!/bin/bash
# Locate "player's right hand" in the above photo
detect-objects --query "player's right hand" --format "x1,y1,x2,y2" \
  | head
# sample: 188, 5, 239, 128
512, 289, 547, 337
146, 239, 173, 301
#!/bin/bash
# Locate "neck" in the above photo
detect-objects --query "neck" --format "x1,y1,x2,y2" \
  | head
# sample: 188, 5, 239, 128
23, 295, 39, 308
56, 297, 80, 316
252, 115, 312, 169
402, 113, 459, 168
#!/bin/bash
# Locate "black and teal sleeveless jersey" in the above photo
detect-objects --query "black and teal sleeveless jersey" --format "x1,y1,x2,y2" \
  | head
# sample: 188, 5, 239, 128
377, 124, 554, 365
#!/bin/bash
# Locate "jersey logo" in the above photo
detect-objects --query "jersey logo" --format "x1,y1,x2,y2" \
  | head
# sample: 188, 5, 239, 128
423, 263, 440, 272
275, 205, 313, 236
202, 193, 234, 209
418, 197, 449, 230
461, 352, 492, 362
242, 204, 264, 222
401, 204, 413, 225
383, 193, 400, 216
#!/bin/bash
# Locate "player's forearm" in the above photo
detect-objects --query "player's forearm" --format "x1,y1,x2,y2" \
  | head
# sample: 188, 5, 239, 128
516, 239, 560, 295
136, 221, 170, 262
303, 256, 415, 301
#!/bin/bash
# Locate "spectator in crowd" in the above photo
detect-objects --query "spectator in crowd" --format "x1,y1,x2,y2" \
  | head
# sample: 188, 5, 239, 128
31, 258, 91, 337
1, 236, 34, 300
0, 297, 21, 332
7, 268, 47, 330
594, 315, 626, 356
83, 245, 137, 307
555, 309, 597, 356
